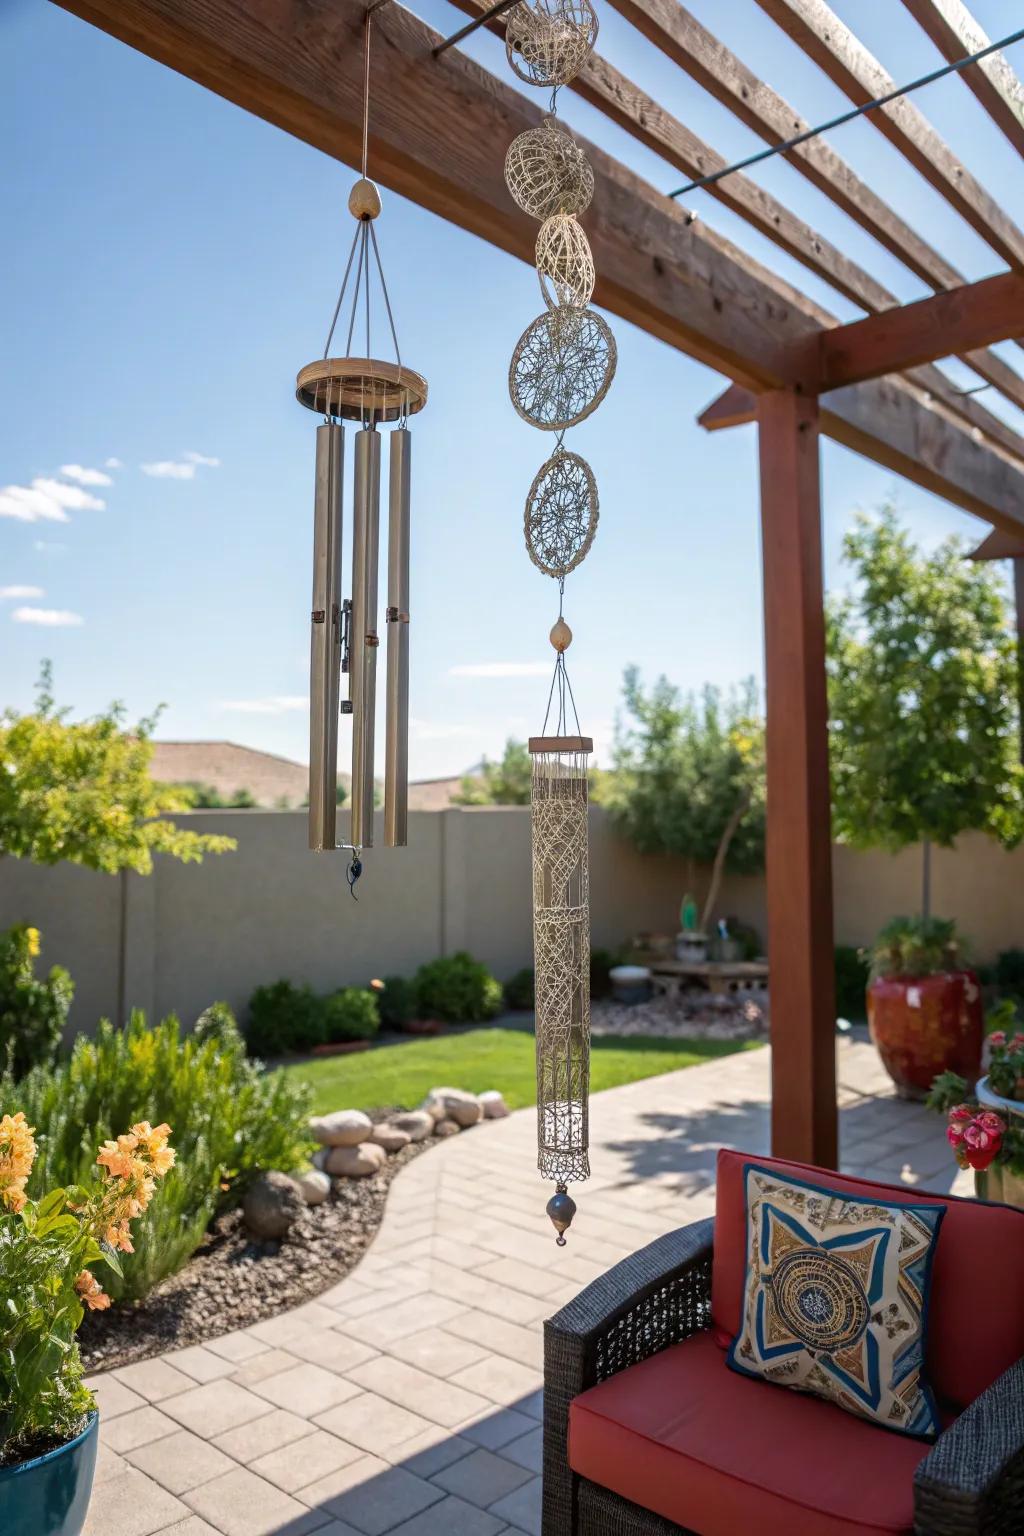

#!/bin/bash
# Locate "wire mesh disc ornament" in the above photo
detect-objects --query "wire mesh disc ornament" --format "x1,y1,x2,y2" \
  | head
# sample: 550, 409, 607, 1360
505, 117, 594, 221
525, 445, 598, 578
510, 308, 616, 430
505, 0, 599, 88
536, 213, 595, 310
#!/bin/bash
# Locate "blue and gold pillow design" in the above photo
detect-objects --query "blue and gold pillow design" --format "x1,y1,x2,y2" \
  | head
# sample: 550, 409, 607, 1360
728, 1165, 945, 1438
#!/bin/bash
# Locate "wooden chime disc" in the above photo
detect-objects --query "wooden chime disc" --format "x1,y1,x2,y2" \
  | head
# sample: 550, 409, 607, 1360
296, 358, 428, 422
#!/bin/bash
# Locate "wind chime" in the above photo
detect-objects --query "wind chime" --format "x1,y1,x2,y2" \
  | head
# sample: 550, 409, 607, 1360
502, 0, 613, 1243
295, 9, 426, 888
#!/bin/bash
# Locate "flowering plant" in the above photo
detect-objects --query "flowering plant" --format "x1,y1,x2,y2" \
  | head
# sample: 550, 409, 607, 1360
943, 1102, 1008, 1172
0, 1111, 174, 1466
929, 1011, 1024, 1179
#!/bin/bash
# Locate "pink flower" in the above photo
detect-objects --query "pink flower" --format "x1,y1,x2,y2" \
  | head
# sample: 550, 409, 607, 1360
977, 1110, 1006, 1135
963, 1121, 994, 1149
947, 1123, 966, 1148
948, 1104, 974, 1123
1012, 1033, 1024, 1048
988, 1031, 1007, 1049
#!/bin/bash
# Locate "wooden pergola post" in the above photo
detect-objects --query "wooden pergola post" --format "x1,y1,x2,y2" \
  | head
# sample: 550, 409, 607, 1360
757, 390, 838, 1168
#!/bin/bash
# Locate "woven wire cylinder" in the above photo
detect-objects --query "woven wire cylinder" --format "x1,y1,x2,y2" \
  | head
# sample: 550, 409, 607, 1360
530, 738, 592, 1184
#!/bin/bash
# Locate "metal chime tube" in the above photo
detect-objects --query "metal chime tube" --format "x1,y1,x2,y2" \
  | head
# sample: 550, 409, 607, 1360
308, 423, 345, 852
384, 429, 411, 847
350, 427, 381, 847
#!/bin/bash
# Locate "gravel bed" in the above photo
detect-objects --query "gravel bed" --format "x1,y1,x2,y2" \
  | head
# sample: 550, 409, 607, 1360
591, 988, 769, 1040
80, 1120, 431, 1375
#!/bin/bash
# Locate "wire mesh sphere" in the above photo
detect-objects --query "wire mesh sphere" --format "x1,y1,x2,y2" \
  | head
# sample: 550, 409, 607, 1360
505, 117, 594, 220
525, 447, 599, 578
509, 307, 616, 431
536, 214, 595, 311
505, 0, 599, 88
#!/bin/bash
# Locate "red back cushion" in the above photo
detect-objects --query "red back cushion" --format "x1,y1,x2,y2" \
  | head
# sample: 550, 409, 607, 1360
712, 1148, 1024, 1411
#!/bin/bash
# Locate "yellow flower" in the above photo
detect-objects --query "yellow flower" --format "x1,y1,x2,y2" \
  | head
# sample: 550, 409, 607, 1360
25, 928, 41, 959
0, 1111, 37, 1213
75, 1270, 112, 1311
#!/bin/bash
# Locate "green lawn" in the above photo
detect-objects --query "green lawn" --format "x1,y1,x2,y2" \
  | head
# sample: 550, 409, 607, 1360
280, 1025, 760, 1116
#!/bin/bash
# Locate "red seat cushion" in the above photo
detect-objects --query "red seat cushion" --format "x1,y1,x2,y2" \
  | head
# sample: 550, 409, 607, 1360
712, 1149, 1024, 1410
569, 1331, 926, 1536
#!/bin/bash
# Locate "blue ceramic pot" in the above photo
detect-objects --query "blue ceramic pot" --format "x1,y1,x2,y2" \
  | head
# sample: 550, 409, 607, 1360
0, 1412, 98, 1536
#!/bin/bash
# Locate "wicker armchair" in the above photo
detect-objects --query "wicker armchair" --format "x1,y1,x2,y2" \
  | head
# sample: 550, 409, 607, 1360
543, 1216, 1024, 1536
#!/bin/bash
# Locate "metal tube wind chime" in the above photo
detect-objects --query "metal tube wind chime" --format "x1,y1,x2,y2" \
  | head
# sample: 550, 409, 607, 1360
296, 10, 427, 887
501, 0, 614, 1243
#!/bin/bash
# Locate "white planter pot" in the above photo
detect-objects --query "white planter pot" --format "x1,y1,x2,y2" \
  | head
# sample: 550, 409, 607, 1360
973, 1075, 1024, 1209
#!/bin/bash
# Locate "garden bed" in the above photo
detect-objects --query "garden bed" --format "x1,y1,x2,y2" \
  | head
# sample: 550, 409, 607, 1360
590, 989, 768, 1041
80, 1121, 430, 1375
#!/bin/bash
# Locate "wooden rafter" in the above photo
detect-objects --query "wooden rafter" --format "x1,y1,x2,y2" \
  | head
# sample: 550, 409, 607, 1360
605, 0, 1024, 414
903, 0, 1024, 159
755, 0, 1024, 270
51, 0, 1024, 531
446, 0, 1024, 459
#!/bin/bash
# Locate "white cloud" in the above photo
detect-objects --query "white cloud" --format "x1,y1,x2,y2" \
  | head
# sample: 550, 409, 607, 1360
140, 460, 197, 480
449, 662, 551, 679
183, 451, 221, 468
0, 585, 45, 599
60, 464, 113, 487
104, 457, 124, 470
0, 477, 105, 523
221, 695, 307, 715
11, 607, 84, 627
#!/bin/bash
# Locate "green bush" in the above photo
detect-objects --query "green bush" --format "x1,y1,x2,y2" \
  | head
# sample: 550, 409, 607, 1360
0, 925, 74, 1079
868, 916, 963, 980
995, 947, 1024, 998
505, 968, 535, 1011
321, 988, 379, 1044
835, 945, 870, 1021
376, 975, 415, 1031
246, 979, 324, 1056
415, 952, 503, 1024
7, 1008, 313, 1301
590, 948, 622, 1001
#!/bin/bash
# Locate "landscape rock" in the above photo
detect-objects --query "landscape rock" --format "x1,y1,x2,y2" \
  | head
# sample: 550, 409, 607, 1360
478, 1090, 509, 1119
296, 1169, 331, 1205
370, 1124, 411, 1153
433, 1117, 461, 1138
422, 1087, 484, 1128
389, 1110, 435, 1142
309, 1110, 374, 1147
312, 1147, 329, 1172
243, 1171, 304, 1239
325, 1141, 387, 1178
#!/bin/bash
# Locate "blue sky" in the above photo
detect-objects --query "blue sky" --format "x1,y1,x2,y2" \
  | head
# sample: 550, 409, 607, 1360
2, 0, 1022, 777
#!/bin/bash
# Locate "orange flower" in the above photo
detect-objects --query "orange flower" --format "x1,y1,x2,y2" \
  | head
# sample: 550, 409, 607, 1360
0, 1111, 36, 1214
130, 1121, 176, 1176
75, 1270, 112, 1311
96, 1133, 141, 1180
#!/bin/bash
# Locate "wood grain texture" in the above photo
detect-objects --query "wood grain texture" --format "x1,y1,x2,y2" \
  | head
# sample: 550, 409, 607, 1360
755, 0, 1024, 270
756, 391, 837, 1168
903, 0, 1024, 159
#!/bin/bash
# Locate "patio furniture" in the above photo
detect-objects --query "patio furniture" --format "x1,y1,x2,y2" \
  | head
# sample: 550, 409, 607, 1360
543, 1149, 1024, 1536
648, 959, 769, 997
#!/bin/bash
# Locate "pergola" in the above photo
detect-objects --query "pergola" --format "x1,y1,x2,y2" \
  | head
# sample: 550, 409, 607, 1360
55, 0, 1024, 1169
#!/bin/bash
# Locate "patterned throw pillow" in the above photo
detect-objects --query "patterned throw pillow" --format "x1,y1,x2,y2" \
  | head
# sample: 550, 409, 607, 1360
728, 1163, 945, 1438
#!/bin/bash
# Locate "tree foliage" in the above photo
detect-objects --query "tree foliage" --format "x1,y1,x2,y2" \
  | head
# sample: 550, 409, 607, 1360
453, 738, 532, 806
827, 512, 1024, 853
0, 665, 235, 873
603, 669, 765, 873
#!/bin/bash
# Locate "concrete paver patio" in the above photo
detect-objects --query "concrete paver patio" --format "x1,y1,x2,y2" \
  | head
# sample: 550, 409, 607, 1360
84, 1035, 969, 1536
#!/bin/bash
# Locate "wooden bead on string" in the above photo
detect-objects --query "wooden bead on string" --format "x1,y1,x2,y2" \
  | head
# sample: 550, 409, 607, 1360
550, 617, 573, 652
348, 177, 382, 220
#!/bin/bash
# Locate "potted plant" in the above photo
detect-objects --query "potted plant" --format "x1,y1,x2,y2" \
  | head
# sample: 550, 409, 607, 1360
929, 1012, 1024, 1208
0, 1111, 175, 1535
866, 916, 983, 1099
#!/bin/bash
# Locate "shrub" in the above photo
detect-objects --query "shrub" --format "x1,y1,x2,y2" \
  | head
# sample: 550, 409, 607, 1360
376, 975, 415, 1031
7, 1010, 312, 1301
868, 917, 963, 980
505, 967, 535, 1011
994, 947, 1024, 998
415, 952, 503, 1024
590, 948, 622, 1001
835, 945, 870, 1021
321, 988, 379, 1043
246, 979, 324, 1056
0, 925, 74, 1078
193, 999, 240, 1048
0, 1112, 175, 1466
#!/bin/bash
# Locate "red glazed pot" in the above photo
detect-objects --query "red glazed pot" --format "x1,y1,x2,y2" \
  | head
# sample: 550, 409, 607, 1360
867, 969, 983, 1100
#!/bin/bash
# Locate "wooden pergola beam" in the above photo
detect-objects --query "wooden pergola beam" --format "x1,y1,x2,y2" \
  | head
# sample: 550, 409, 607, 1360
699, 380, 1024, 535
903, 0, 1024, 160
51, 0, 1024, 530
818, 271, 1024, 389
756, 0, 1024, 270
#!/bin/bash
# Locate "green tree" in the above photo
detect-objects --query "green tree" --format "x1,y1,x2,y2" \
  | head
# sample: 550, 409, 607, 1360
0, 665, 235, 874
827, 511, 1024, 917
173, 782, 259, 810
453, 738, 533, 806
604, 670, 765, 928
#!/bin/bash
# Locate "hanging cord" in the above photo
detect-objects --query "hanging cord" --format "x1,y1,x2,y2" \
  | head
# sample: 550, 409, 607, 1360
667, 23, 1024, 201
361, 10, 372, 179
368, 222, 402, 370
323, 222, 363, 361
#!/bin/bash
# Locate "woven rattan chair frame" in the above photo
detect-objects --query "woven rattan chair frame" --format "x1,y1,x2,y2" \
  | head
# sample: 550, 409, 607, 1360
542, 1217, 1024, 1536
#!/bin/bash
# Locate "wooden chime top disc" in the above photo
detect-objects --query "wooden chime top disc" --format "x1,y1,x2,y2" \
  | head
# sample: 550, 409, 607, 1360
529, 735, 593, 754
296, 358, 428, 422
